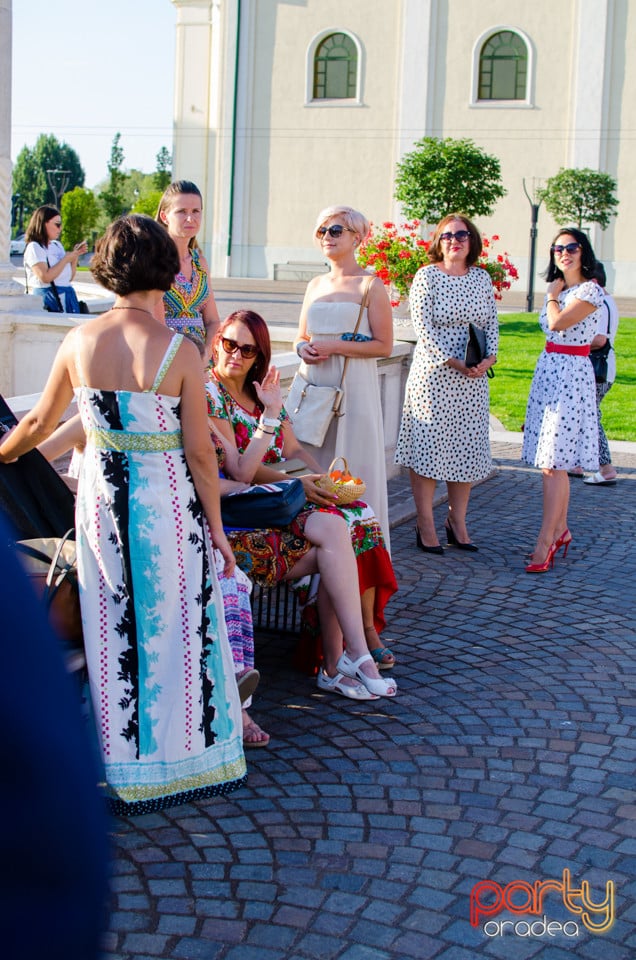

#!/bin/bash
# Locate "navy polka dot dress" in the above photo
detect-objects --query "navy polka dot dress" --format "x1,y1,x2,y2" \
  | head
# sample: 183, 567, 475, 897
522, 282, 603, 471
396, 265, 499, 482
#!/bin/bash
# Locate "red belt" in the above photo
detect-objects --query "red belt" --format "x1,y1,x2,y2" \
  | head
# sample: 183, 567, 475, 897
545, 341, 590, 357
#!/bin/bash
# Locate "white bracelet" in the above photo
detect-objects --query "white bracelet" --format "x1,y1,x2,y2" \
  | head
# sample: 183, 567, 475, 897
260, 416, 280, 428
296, 342, 306, 358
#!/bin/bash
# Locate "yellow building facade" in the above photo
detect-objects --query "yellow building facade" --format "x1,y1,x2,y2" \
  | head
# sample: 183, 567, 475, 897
171, 0, 634, 296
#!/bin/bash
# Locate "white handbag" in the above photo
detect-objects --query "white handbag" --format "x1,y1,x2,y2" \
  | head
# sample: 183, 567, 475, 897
285, 376, 344, 447
286, 278, 372, 447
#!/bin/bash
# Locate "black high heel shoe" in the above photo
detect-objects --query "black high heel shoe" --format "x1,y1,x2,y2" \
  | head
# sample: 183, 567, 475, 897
445, 518, 478, 552
415, 526, 443, 555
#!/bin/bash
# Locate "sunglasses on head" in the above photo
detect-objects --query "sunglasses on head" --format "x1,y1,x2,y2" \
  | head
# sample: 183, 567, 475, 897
221, 337, 259, 359
316, 224, 352, 239
551, 242, 581, 255
439, 230, 471, 243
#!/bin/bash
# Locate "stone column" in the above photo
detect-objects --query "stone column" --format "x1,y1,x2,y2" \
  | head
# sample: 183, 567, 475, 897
0, 0, 29, 302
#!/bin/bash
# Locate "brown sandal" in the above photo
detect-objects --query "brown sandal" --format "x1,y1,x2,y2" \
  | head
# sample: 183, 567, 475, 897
243, 719, 270, 748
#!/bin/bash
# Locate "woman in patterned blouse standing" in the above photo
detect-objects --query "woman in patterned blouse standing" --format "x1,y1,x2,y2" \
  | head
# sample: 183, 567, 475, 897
156, 181, 221, 357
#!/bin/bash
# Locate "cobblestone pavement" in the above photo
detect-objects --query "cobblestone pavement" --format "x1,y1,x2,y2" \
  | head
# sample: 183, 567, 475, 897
99, 434, 636, 960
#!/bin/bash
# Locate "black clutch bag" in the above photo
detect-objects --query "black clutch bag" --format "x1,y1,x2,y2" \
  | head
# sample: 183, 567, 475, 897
464, 323, 494, 378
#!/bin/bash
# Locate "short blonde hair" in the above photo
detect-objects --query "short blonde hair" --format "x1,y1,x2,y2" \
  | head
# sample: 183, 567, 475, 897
313, 205, 370, 246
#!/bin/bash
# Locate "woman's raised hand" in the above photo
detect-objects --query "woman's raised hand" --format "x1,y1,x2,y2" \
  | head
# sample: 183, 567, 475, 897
253, 365, 283, 417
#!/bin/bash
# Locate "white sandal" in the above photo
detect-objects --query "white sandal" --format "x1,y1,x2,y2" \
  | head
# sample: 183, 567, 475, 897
316, 669, 379, 700
337, 652, 398, 698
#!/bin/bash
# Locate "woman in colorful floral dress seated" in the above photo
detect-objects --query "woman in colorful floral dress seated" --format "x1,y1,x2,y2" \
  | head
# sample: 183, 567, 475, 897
207, 310, 399, 685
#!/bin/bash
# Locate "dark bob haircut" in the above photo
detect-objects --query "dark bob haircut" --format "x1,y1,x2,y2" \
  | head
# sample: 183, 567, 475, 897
427, 213, 483, 267
543, 227, 597, 282
24, 205, 61, 247
212, 310, 271, 406
91, 215, 180, 295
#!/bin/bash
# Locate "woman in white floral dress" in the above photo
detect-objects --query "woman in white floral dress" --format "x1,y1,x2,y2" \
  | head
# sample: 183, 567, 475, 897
395, 215, 498, 553
522, 228, 603, 572
0, 215, 246, 814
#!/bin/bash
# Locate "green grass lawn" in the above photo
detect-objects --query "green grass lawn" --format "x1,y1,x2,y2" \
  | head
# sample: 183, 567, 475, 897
490, 312, 635, 441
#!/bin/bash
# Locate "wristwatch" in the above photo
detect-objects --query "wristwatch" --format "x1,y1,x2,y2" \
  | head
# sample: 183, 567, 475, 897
260, 416, 280, 428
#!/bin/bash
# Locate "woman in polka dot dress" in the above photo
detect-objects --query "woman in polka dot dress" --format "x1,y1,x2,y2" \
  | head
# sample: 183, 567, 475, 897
0, 215, 247, 815
395, 215, 498, 553
521, 228, 603, 573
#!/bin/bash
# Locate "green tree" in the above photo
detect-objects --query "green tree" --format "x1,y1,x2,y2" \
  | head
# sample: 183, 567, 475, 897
60, 187, 101, 250
99, 133, 128, 221
12, 134, 85, 217
539, 168, 618, 230
131, 189, 163, 217
154, 146, 172, 191
394, 137, 506, 223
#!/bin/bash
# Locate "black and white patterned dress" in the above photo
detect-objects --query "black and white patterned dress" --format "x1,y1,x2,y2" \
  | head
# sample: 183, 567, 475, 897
75, 334, 246, 815
395, 265, 498, 482
521, 282, 603, 471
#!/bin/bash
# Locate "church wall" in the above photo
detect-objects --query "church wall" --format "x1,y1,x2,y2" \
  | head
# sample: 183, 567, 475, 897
230, 0, 404, 278
173, 0, 634, 295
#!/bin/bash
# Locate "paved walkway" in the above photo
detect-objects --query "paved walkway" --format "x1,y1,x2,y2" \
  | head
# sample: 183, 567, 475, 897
101, 432, 636, 960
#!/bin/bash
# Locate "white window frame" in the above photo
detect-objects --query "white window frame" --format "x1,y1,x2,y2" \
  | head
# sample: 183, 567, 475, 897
305, 28, 364, 107
470, 26, 534, 109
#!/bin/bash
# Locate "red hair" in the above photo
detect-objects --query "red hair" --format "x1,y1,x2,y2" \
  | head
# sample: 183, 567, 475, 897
212, 310, 271, 406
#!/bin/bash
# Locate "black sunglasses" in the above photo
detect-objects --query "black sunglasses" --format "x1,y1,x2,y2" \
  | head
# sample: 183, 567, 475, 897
439, 230, 471, 243
221, 337, 259, 360
316, 224, 352, 239
551, 242, 581, 255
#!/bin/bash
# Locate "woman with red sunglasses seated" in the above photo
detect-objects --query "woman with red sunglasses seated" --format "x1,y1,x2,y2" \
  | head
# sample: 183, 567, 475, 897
207, 310, 398, 693
522, 228, 604, 572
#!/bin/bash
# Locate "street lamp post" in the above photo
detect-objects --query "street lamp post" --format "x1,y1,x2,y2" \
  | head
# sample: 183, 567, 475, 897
46, 168, 70, 209
523, 178, 543, 313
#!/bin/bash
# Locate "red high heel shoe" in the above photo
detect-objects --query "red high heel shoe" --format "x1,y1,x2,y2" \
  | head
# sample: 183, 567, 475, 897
555, 529, 572, 558
525, 542, 558, 573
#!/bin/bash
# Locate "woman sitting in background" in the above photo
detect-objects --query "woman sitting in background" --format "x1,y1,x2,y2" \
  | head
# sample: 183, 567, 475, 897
208, 310, 398, 697
23, 205, 87, 313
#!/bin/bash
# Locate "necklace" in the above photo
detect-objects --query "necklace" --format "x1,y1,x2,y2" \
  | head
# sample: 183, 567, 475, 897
111, 305, 157, 320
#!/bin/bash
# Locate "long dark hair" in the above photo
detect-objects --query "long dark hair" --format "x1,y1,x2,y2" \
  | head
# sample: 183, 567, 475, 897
212, 311, 271, 406
24, 205, 60, 247
544, 227, 597, 281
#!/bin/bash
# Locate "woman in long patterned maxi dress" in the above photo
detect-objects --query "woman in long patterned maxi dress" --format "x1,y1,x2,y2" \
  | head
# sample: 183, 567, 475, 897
0, 215, 246, 815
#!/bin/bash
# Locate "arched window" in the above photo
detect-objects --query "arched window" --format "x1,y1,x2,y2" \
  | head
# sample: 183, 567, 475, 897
313, 32, 357, 100
478, 30, 528, 100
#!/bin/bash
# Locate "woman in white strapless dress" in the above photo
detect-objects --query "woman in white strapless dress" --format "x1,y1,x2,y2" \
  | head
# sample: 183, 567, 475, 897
293, 205, 395, 668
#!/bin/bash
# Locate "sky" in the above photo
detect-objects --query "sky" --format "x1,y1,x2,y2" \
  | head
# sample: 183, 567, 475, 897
11, 0, 177, 189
